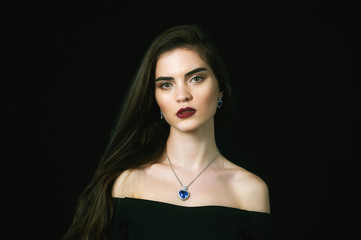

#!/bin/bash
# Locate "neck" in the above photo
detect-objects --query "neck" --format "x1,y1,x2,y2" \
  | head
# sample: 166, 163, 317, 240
165, 121, 219, 171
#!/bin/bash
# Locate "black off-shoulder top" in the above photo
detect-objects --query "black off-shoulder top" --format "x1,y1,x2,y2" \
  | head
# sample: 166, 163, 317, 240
108, 197, 278, 240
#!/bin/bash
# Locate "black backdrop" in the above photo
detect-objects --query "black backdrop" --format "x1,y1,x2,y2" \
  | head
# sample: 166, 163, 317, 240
3, 1, 360, 239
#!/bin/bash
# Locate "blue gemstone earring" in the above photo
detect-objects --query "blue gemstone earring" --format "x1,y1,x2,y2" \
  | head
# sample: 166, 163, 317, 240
217, 98, 223, 108
160, 110, 163, 119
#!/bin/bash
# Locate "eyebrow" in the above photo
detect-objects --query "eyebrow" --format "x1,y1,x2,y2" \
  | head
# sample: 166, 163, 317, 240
155, 67, 208, 82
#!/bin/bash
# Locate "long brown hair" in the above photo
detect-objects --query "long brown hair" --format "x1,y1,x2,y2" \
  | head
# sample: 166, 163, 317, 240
63, 24, 231, 240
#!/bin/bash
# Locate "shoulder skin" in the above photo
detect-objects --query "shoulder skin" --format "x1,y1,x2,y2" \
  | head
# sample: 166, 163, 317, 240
231, 168, 271, 213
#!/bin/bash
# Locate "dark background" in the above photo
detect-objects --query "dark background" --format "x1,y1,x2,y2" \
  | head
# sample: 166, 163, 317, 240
3, 0, 360, 239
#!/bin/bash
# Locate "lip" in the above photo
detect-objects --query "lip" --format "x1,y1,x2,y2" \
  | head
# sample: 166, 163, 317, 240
176, 107, 196, 118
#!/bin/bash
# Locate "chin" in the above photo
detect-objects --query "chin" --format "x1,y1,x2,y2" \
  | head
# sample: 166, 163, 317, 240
172, 123, 199, 133
170, 118, 212, 133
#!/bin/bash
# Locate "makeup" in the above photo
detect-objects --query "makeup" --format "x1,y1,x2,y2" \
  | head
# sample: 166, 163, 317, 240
176, 107, 196, 118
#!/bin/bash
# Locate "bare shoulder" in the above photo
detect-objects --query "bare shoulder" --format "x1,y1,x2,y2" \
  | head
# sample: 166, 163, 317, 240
223, 160, 271, 213
112, 169, 138, 198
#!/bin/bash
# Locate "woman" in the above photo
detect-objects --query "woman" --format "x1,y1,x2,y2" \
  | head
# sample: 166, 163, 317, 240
64, 24, 277, 240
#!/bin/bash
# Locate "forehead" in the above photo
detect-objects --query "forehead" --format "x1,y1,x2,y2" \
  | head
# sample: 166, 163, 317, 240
155, 48, 209, 77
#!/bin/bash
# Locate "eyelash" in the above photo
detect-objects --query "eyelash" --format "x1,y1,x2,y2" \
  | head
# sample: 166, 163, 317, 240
190, 76, 204, 83
158, 75, 204, 89
160, 82, 173, 89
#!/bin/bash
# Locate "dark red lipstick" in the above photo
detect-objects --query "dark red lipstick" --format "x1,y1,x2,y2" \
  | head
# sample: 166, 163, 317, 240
176, 107, 196, 118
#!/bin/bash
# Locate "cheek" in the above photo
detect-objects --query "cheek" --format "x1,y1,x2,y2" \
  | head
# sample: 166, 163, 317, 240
155, 92, 170, 112
197, 89, 218, 114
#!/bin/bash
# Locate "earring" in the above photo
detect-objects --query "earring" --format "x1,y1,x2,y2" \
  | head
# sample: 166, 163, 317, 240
160, 110, 163, 119
217, 98, 223, 108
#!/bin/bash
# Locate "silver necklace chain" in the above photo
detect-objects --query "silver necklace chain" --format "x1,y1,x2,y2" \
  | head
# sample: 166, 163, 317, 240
166, 151, 219, 189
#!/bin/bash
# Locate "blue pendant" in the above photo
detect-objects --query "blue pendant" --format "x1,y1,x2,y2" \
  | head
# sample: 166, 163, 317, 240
179, 186, 190, 201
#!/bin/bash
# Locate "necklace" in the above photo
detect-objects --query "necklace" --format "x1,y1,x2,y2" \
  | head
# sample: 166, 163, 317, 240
166, 151, 219, 201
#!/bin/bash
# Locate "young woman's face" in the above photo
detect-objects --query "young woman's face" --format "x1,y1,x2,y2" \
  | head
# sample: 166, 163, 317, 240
155, 47, 223, 133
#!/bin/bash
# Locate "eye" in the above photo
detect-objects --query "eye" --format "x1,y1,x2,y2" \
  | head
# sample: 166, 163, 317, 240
190, 76, 204, 83
159, 82, 173, 89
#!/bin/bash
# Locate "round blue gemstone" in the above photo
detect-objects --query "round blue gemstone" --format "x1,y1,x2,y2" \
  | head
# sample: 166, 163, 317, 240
179, 189, 189, 200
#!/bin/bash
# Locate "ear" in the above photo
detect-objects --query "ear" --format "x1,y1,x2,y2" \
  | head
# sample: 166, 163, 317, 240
218, 90, 224, 99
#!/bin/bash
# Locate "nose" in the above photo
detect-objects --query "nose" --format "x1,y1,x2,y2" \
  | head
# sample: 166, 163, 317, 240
176, 84, 193, 103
